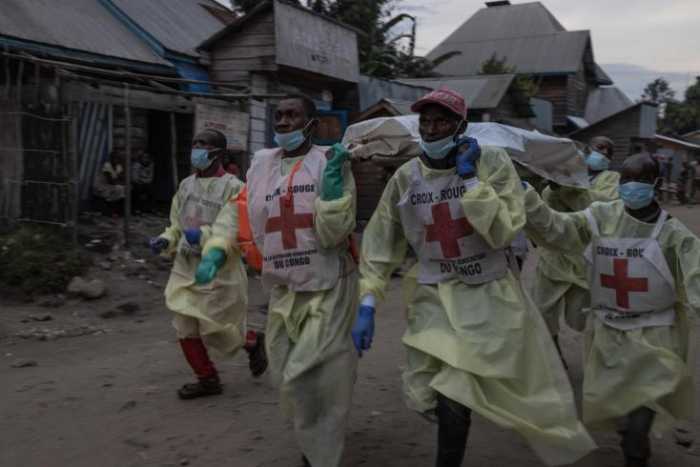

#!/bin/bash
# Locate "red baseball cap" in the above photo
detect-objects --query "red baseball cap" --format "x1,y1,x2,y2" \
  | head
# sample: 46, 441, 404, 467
411, 87, 467, 120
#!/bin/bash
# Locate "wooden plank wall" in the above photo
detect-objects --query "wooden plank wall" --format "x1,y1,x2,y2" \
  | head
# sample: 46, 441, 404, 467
534, 75, 568, 129
209, 11, 277, 84
113, 106, 148, 155
571, 106, 643, 169
274, 1, 359, 83
567, 67, 588, 118
249, 99, 267, 155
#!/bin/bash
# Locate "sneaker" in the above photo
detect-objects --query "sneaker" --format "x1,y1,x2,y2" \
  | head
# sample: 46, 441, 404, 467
177, 376, 223, 400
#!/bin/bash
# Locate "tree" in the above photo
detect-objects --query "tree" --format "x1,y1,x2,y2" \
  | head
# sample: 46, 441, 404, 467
651, 76, 700, 135
641, 78, 675, 104
685, 76, 700, 106
479, 53, 537, 100
661, 101, 697, 134
480, 54, 513, 74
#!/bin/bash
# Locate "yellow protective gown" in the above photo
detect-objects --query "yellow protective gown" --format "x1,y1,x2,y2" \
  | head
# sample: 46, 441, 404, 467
264, 155, 358, 467
159, 173, 248, 355
531, 170, 620, 334
524, 187, 698, 433
359, 147, 596, 466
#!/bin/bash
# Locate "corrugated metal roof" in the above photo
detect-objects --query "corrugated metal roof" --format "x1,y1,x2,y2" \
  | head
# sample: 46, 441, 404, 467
398, 75, 515, 109
567, 115, 589, 129
428, 30, 590, 76
656, 134, 700, 150
441, 2, 565, 41
0, 0, 170, 66
427, 2, 598, 76
585, 86, 633, 124
570, 102, 658, 138
359, 75, 431, 111
110, 0, 227, 57
594, 64, 613, 86
384, 99, 415, 115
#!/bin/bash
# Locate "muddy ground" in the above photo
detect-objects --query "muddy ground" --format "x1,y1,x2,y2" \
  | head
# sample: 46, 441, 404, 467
1, 205, 699, 467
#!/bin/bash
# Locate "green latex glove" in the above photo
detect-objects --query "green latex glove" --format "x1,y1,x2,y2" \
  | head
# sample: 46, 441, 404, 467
321, 143, 350, 201
195, 248, 226, 285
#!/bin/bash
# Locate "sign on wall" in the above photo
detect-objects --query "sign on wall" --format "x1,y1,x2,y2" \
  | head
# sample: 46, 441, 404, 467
274, 0, 359, 83
194, 103, 249, 151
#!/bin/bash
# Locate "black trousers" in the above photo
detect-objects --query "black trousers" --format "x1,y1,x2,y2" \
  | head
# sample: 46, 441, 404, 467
436, 393, 472, 467
620, 407, 655, 467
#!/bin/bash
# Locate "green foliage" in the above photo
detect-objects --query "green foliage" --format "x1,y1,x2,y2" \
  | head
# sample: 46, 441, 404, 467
0, 226, 91, 295
641, 78, 675, 104
649, 76, 700, 135
660, 101, 698, 135
480, 54, 514, 74
479, 53, 537, 103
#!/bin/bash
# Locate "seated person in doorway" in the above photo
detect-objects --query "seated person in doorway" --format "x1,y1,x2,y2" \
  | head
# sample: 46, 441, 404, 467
131, 149, 154, 213
93, 150, 125, 217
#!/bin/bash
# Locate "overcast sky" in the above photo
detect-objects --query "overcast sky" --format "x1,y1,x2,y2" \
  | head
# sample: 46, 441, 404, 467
402, 0, 700, 99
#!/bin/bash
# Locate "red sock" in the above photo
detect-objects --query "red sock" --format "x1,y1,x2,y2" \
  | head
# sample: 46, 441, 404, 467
179, 338, 217, 379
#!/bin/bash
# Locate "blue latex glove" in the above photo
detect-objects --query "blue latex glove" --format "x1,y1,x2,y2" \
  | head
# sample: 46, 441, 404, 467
149, 237, 169, 255
321, 143, 351, 201
195, 248, 226, 285
351, 305, 376, 356
184, 227, 202, 246
455, 137, 481, 177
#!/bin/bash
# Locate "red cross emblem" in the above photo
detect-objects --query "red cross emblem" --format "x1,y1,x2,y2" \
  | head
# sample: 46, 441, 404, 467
425, 202, 473, 258
264, 196, 314, 250
600, 258, 649, 309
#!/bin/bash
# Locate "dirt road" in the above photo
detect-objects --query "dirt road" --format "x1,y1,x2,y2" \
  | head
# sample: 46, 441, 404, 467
2, 205, 699, 467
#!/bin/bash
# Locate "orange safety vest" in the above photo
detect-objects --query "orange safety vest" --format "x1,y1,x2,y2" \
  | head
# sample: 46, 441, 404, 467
231, 186, 263, 271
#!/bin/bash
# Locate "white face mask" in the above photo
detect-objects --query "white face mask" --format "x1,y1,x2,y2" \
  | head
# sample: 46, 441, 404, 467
419, 126, 461, 160
191, 148, 213, 170
274, 121, 313, 152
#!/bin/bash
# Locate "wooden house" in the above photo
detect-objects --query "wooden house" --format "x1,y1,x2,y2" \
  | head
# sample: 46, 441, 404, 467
0, 0, 243, 226
426, 1, 621, 134
570, 102, 658, 168
198, 0, 360, 154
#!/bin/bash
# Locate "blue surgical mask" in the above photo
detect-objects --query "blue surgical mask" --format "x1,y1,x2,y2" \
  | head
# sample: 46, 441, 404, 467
274, 122, 311, 152
619, 181, 655, 210
191, 148, 213, 170
586, 151, 610, 172
419, 127, 462, 160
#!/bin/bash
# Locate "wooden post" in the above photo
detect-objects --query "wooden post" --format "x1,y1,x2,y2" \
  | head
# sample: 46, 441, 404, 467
70, 103, 79, 246
34, 62, 40, 105
169, 112, 179, 192
123, 84, 131, 248
3, 45, 10, 99
16, 59, 23, 103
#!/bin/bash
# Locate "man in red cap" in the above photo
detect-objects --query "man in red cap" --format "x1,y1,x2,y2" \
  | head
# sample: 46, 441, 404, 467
352, 88, 595, 466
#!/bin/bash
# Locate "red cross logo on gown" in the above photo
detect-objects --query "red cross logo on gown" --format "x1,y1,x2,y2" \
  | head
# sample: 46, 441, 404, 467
265, 196, 314, 250
600, 258, 649, 309
425, 202, 474, 258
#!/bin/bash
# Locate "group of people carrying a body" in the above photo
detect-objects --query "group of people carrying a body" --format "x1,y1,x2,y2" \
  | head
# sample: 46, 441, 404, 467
148, 87, 700, 467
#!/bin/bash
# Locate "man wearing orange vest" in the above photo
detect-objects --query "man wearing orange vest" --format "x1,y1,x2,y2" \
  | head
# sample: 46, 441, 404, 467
247, 95, 358, 467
